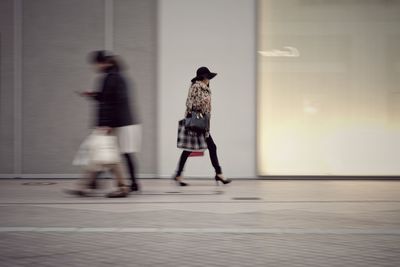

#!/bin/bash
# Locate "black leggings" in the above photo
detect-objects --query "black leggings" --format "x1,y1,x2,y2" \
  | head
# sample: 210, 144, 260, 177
176, 135, 222, 176
123, 153, 137, 185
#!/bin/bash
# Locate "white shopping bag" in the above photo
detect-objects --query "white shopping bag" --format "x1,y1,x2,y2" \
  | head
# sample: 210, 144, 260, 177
73, 130, 121, 170
73, 134, 92, 167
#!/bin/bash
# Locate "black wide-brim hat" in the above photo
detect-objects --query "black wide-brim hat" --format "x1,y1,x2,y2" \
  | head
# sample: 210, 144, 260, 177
191, 66, 217, 83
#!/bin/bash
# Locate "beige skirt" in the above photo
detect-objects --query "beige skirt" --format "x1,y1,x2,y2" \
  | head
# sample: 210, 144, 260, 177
115, 124, 142, 153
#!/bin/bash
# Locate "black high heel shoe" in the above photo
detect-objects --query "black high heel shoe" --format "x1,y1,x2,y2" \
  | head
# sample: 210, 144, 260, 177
173, 176, 189, 186
215, 175, 232, 186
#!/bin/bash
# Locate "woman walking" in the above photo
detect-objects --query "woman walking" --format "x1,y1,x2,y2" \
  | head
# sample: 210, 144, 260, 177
88, 50, 141, 193
174, 67, 232, 186
69, 50, 140, 197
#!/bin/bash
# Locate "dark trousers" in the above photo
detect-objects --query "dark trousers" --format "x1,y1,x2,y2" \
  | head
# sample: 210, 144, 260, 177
176, 135, 222, 176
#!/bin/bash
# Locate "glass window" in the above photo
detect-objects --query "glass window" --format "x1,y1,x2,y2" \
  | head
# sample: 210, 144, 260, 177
257, 0, 400, 175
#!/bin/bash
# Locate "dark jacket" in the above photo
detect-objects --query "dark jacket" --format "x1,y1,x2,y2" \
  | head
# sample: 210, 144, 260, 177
93, 67, 135, 127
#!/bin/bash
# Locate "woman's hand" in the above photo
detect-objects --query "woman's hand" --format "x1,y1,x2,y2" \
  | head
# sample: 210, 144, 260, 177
76, 91, 96, 97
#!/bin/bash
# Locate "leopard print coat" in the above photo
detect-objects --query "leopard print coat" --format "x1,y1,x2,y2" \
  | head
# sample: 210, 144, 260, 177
185, 81, 212, 116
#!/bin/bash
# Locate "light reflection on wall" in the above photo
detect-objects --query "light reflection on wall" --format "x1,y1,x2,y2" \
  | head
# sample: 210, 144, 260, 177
257, 0, 400, 176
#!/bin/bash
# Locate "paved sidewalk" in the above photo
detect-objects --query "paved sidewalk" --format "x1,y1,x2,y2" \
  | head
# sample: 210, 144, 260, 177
0, 179, 400, 266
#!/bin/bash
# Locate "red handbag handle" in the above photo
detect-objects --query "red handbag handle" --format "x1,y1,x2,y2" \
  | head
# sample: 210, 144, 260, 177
189, 151, 204, 157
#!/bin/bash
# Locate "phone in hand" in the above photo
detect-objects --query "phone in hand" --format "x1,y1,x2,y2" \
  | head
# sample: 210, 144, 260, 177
75, 91, 95, 97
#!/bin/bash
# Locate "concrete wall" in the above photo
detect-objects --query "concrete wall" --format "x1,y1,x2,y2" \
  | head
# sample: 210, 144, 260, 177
1, 0, 256, 178
0, 0, 158, 178
21, 0, 104, 175
114, 0, 158, 177
0, 0, 15, 173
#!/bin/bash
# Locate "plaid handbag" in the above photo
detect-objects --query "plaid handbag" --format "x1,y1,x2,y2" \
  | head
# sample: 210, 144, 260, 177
177, 119, 207, 151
